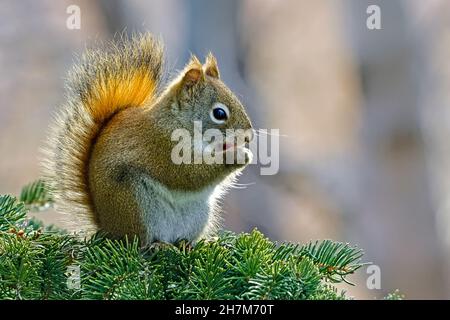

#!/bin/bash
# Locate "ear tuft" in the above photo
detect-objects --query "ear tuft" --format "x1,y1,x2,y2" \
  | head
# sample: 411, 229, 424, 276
183, 55, 204, 87
204, 53, 220, 78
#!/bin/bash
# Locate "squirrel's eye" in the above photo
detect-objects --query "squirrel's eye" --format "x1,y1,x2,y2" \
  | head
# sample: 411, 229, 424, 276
210, 103, 229, 124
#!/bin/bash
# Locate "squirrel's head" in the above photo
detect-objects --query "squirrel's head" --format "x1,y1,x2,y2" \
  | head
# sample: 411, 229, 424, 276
153, 54, 254, 191
174, 54, 252, 136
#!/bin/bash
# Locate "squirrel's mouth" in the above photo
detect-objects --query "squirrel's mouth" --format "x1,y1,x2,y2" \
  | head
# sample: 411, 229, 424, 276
221, 142, 249, 153
222, 135, 251, 152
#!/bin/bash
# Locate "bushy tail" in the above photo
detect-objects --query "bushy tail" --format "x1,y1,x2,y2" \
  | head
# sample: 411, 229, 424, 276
42, 34, 164, 231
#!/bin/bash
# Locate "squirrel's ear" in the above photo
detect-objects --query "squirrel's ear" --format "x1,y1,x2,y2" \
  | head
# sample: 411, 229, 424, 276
204, 53, 220, 79
182, 55, 204, 87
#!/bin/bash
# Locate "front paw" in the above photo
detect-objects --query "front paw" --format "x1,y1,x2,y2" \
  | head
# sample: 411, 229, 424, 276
175, 239, 193, 252
148, 240, 174, 252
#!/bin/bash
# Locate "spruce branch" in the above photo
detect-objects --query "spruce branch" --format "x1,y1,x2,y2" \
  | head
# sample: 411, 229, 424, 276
19, 179, 53, 210
0, 184, 372, 300
0, 195, 27, 232
300, 240, 366, 284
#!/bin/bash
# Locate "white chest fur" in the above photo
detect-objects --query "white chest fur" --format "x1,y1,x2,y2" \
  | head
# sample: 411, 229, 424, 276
135, 175, 222, 243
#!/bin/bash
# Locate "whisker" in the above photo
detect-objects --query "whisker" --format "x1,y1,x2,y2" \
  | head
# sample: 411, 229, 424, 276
233, 182, 256, 186
230, 186, 248, 189
253, 129, 288, 138
227, 181, 256, 190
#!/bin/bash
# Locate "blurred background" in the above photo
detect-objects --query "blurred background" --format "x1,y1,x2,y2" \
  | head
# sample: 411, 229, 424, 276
1, 0, 450, 299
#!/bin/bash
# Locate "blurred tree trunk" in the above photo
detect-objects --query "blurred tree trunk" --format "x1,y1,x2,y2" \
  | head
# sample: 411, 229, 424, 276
241, 0, 364, 296
344, 0, 445, 298
406, 0, 450, 296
